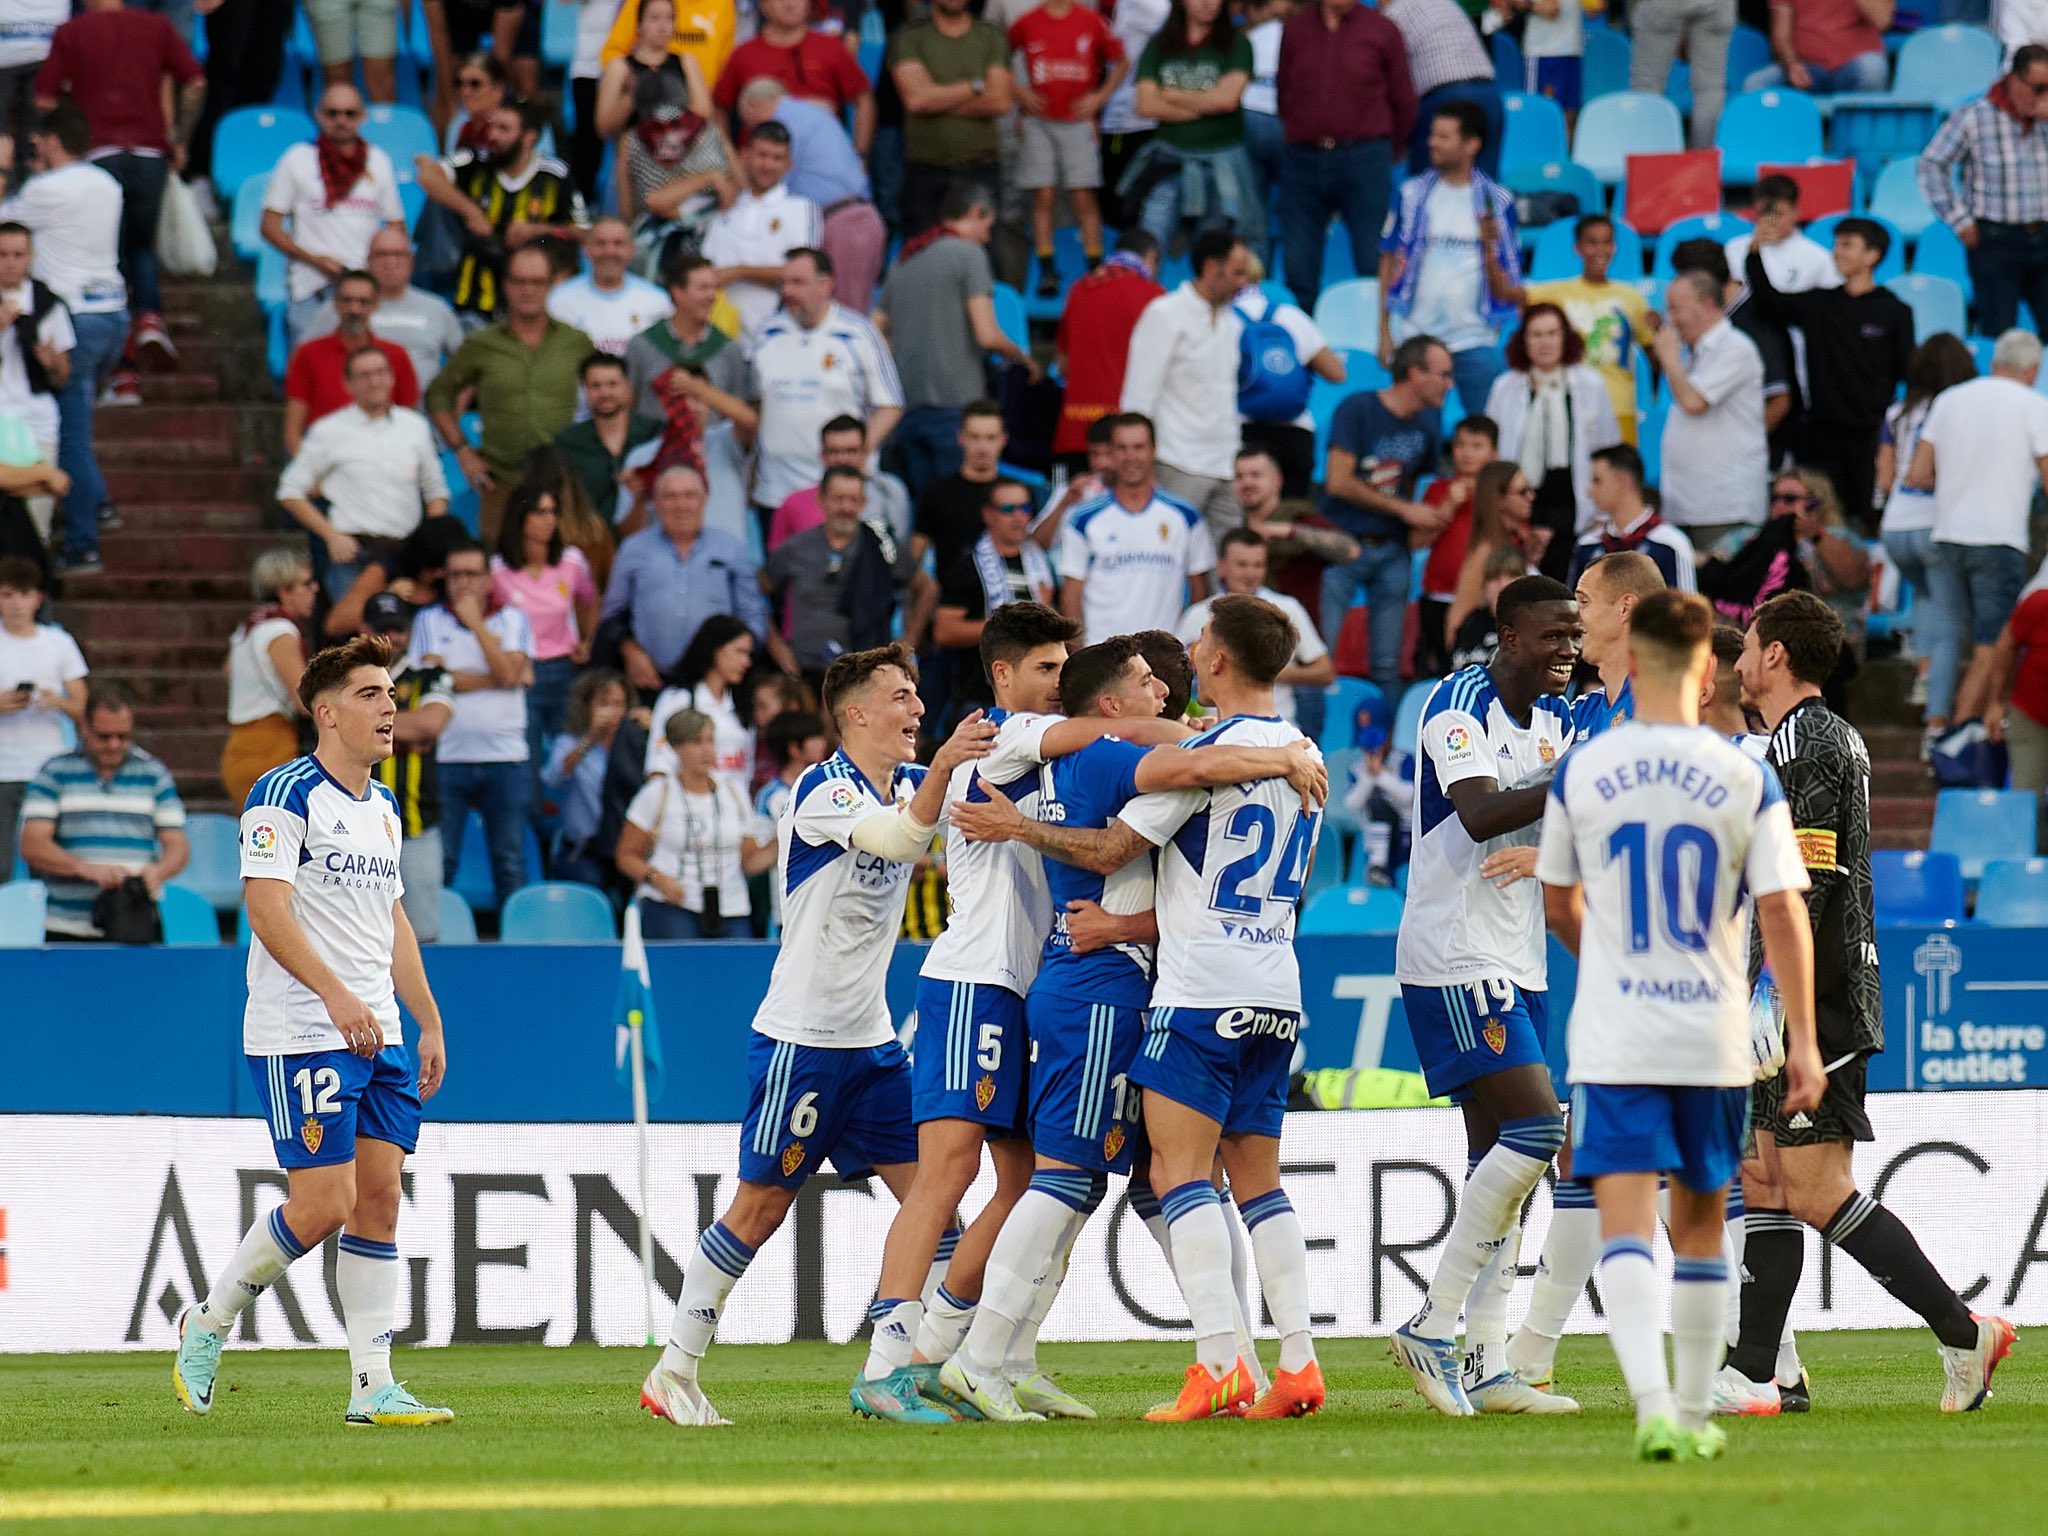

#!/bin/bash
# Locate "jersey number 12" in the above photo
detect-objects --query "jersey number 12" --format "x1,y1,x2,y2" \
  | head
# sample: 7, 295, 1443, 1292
1604, 820, 1718, 954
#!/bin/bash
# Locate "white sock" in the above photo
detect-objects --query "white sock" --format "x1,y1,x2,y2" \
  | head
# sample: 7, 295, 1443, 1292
1601, 1238, 1673, 1424
1516, 1203, 1604, 1351
921, 1225, 961, 1308
1161, 1181, 1238, 1375
1776, 1326, 1804, 1386
960, 1180, 1088, 1375
1672, 1255, 1729, 1430
1005, 1207, 1085, 1378
861, 1297, 922, 1380
196, 1206, 307, 1335
913, 1284, 976, 1364
1463, 1224, 1521, 1385
1724, 1211, 1747, 1349
657, 1222, 753, 1380
1223, 1196, 1268, 1387
1411, 1125, 1558, 1341
336, 1234, 398, 1398
1240, 1191, 1315, 1373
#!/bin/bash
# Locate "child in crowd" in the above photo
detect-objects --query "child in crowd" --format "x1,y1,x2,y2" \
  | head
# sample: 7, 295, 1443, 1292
1415, 415, 1499, 677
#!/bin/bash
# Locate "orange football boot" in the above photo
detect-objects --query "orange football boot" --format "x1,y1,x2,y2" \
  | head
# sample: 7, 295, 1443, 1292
1144, 1359, 1256, 1422
1243, 1360, 1326, 1419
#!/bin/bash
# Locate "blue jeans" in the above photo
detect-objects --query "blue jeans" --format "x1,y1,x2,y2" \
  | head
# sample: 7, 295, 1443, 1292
1743, 53, 1889, 95
1884, 524, 1943, 704
1320, 537, 1411, 694
1409, 83, 1504, 179
640, 899, 716, 939
891, 405, 963, 501
440, 759, 533, 908
1243, 109, 1284, 233
98, 152, 168, 317
1452, 345, 1505, 420
56, 308, 128, 561
1925, 541, 2028, 722
527, 656, 577, 778
1278, 138, 1393, 313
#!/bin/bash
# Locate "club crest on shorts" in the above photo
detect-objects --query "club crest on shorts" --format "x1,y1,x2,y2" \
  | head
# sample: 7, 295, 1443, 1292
974, 1073, 997, 1112
1483, 1018, 1506, 1055
1102, 1123, 1126, 1163
781, 1141, 806, 1178
299, 1116, 324, 1154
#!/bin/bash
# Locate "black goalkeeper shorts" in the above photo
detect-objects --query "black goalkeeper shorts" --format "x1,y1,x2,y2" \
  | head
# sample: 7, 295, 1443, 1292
1754, 1053, 1874, 1147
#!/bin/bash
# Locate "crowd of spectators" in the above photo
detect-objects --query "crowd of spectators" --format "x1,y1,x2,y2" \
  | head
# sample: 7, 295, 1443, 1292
7, 2, 2048, 938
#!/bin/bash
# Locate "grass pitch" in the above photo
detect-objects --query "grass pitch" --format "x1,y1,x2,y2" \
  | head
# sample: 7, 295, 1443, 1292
0, 1333, 2038, 1534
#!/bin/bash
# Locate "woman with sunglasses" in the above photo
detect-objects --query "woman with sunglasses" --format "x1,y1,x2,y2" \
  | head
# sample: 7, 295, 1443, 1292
221, 548, 316, 805
1443, 460, 1545, 655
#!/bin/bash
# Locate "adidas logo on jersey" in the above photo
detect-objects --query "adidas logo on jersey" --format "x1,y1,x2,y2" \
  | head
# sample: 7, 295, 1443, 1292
333, 820, 350, 835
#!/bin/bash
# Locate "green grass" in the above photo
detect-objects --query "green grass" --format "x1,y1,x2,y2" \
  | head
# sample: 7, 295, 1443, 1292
0, 1334, 2039, 1533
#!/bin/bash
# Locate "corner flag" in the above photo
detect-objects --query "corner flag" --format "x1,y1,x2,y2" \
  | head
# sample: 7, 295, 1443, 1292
613, 903, 667, 1102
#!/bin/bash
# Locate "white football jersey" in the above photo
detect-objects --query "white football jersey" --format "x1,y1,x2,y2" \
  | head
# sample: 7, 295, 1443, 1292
1537, 721, 1809, 1087
756, 750, 929, 1048
921, 710, 1058, 995
239, 757, 406, 1056
1396, 665, 1575, 990
1057, 487, 1218, 643
1146, 715, 1322, 1012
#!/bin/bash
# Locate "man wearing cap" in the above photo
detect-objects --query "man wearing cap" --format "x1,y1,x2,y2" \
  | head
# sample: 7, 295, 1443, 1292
364, 590, 456, 943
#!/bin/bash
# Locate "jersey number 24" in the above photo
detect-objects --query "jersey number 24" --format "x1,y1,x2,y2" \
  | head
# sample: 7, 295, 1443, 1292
1210, 804, 1319, 916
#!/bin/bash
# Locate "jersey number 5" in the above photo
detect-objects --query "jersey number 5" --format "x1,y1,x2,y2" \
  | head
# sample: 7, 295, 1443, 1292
1210, 805, 1319, 915
1604, 820, 1719, 954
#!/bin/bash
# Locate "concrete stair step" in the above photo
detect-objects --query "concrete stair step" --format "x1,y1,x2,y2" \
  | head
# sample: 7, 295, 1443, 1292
135, 373, 225, 404
1871, 760, 1932, 796
94, 436, 244, 466
53, 597, 253, 642
57, 570, 253, 603
122, 668, 231, 713
101, 529, 295, 571
103, 501, 276, 533
139, 726, 233, 777
84, 639, 250, 671
94, 403, 245, 443
103, 466, 277, 503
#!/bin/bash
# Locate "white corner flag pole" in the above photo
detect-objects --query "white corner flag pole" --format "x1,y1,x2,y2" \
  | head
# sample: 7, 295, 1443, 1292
622, 903, 657, 1347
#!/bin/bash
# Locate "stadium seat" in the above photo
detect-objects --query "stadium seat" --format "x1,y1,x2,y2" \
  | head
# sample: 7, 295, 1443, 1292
1304, 821, 1349, 900
1806, 214, 1907, 282
211, 107, 316, 202
1650, 211, 1751, 276
1490, 30, 1524, 89
500, 881, 617, 943
1310, 349, 1389, 477
1886, 273, 1968, 343
990, 282, 1029, 358
1868, 157, 1939, 241
232, 175, 270, 262
438, 888, 479, 945
1503, 159, 1604, 231
1931, 788, 2038, 884
158, 884, 221, 947
1582, 28, 1632, 104
1892, 24, 2002, 112
360, 104, 438, 171
1321, 747, 1363, 838
255, 243, 289, 314
1320, 677, 1374, 753
1310, 278, 1379, 353
1574, 93, 1684, 185
1872, 849, 1966, 926
1727, 24, 1773, 90
1531, 218, 1645, 282
1393, 678, 1434, 755
1973, 859, 2048, 926
449, 813, 545, 912
1501, 93, 1569, 172
1912, 219, 1972, 300
541, 0, 579, 67
1023, 227, 1094, 321
174, 812, 247, 912
1827, 98, 1941, 182
1715, 90, 1823, 186
1638, 400, 1669, 486
0, 879, 47, 946
1298, 884, 1405, 936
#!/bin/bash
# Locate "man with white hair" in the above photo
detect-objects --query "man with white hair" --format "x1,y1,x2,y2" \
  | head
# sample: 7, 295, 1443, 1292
1651, 268, 1767, 552
737, 77, 886, 314
547, 216, 672, 357
1908, 328, 2048, 741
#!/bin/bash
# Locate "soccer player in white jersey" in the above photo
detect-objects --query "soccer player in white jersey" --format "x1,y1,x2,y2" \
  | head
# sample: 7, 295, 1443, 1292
641, 643, 995, 1427
1535, 588, 1824, 1460
173, 635, 453, 1428
1057, 414, 1217, 643
938, 632, 1328, 1423
1391, 575, 1581, 1417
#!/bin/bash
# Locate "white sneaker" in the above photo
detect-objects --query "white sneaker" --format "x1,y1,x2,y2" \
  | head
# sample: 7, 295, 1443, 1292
1468, 1369, 1580, 1414
640, 1364, 731, 1426
1939, 1315, 2016, 1413
1391, 1324, 1474, 1416
1710, 1363, 1781, 1417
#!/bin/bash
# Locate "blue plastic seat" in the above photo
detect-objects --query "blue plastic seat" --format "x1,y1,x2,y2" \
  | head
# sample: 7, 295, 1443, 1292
1638, 400, 1669, 487
990, 282, 1029, 358
1304, 821, 1350, 900
1023, 226, 1095, 321
1913, 219, 1972, 300
1501, 93, 1569, 172
1320, 747, 1364, 839
1827, 98, 1941, 181
1310, 278, 1379, 353
1393, 678, 1434, 756
1573, 93, 1684, 185
541, 0, 580, 67
1973, 859, 2048, 926
159, 884, 222, 946
1806, 214, 1906, 282
360, 103, 439, 172
1651, 212, 1752, 277
232, 174, 271, 262
1931, 788, 2038, 883
1582, 28, 1632, 105
449, 813, 544, 913
256, 242, 289, 314
438, 887, 479, 945
1298, 884, 1405, 936
1531, 218, 1645, 282
1320, 678, 1374, 753
1715, 90, 1823, 185
212, 107, 316, 202
1490, 30, 1524, 89
174, 812, 247, 912
1872, 849, 1966, 925
1310, 351, 1391, 478
1502, 159, 1605, 229
1868, 157, 1939, 241
0, 880, 47, 946
500, 881, 618, 943
1727, 25, 1773, 91
1892, 24, 2002, 112
1886, 272, 1968, 343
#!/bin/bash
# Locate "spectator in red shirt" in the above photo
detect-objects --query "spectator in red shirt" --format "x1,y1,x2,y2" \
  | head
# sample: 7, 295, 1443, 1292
283, 270, 421, 455
715, 0, 875, 152
1745, 0, 1892, 96
1983, 583, 2048, 846
1051, 226, 1162, 462
1009, 0, 1129, 297
33, 0, 205, 385
1415, 414, 1498, 676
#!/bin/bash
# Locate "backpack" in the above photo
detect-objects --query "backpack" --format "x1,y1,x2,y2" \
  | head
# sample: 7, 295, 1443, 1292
1234, 296, 1312, 423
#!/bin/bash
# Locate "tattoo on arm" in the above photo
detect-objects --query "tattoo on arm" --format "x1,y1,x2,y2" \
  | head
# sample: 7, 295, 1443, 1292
1014, 818, 1151, 875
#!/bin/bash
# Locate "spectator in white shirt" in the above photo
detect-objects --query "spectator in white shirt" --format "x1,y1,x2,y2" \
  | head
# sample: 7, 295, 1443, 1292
1175, 527, 1331, 724
278, 342, 451, 600
1651, 269, 1769, 548
261, 83, 408, 346
1120, 228, 1250, 544
0, 219, 71, 537
1059, 411, 1216, 642
0, 551, 86, 882
304, 226, 465, 389
0, 103, 122, 577
700, 120, 823, 344
408, 536, 536, 910
219, 546, 313, 807
1724, 174, 1841, 296
546, 214, 672, 356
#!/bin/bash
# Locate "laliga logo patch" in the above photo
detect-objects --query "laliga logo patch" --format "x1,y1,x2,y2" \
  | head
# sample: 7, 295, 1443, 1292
1102, 1124, 1126, 1162
1483, 1018, 1507, 1055
781, 1141, 806, 1178
974, 1073, 997, 1113
1444, 726, 1470, 754
300, 1117, 324, 1154
248, 822, 278, 858
828, 782, 861, 812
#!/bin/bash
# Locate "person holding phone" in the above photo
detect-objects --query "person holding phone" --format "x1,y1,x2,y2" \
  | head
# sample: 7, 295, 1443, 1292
0, 554, 86, 882
615, 708, 775, 938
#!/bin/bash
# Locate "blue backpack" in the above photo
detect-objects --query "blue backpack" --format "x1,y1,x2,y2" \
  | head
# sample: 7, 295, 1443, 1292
1234, 296, 1312, 423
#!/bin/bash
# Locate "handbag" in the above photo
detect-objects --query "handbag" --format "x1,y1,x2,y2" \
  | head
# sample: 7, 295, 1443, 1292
92, 876, 164, 945
156, 175, 217, 276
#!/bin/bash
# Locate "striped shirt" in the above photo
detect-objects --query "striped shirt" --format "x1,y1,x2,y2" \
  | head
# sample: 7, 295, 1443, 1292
1380, 0, 1493, 97
1920, 91, 2048, 232
19, 748, 186, 938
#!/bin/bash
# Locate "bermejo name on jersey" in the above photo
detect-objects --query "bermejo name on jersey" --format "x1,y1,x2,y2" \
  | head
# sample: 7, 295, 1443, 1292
239, 756, 406, 1056
1147, 716, 1322, 1013
1536, 722, 1809, 1087
757, 750, 930, 1048
921, 709, 1058, 996
1396, 665, 1574, 990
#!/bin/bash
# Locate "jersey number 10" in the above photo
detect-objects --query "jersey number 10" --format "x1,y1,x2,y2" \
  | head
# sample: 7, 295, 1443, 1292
1604, 820, 1719, 955
1210, 804, 1319, 916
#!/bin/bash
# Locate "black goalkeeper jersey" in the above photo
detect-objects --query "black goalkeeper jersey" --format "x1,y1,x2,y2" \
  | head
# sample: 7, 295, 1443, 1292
1758, 695, 1883, 1059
